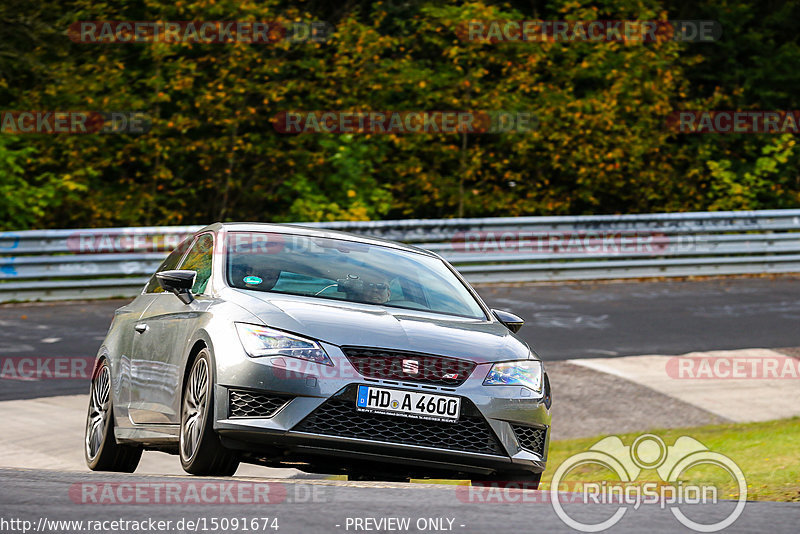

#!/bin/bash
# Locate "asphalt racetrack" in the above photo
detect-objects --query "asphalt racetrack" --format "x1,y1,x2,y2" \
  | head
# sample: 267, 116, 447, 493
1, 277, 799, 534
1, 468, 798, 534
2, 276, 799, 400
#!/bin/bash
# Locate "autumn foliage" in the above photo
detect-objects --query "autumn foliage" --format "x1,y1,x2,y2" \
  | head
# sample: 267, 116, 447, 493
1, 0, 799, 230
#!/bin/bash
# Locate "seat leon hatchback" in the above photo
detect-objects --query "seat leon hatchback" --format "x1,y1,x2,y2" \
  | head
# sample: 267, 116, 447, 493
85, 223, 552, 484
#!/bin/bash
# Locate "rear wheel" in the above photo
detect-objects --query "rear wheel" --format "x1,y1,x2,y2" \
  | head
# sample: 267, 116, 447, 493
180, 348, 239, 476
85, 360, 142, 472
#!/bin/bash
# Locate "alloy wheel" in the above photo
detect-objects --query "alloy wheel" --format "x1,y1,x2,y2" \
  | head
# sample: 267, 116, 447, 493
181, 356, 209, 461
86, 364, 110, 460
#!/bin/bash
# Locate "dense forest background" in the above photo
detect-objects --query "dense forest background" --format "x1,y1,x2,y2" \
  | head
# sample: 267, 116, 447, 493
1, 0, 799, 230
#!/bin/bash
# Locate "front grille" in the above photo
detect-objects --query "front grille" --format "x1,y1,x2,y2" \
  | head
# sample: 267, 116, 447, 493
511, 424, 547, 456
342, 346, 476, 387
228, 389, 292, 418
293, 386, 504, 456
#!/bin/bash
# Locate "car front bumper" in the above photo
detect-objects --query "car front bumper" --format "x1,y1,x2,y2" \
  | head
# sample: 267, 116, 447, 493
212, 342, 551, 476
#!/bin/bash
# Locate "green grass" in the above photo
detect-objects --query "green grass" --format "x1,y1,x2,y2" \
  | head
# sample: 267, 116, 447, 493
544, 417, 800, 502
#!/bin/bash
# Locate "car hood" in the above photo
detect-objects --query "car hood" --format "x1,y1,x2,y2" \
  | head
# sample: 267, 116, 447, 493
224, 288, 533, 364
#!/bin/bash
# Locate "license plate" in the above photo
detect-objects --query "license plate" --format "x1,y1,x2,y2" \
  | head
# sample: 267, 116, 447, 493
355, 385, 461, 422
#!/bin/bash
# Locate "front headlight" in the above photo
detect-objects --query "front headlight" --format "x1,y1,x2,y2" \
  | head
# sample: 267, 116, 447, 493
235, 323, 333, 366
484, 360, 543, 393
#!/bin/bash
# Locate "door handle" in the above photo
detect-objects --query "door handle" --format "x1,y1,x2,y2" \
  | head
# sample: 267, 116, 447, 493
134, 323, 149, 334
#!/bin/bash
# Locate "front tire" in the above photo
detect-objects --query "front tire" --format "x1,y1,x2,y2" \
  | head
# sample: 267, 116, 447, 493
179, 348, 239, 476
85, 359, 142, 472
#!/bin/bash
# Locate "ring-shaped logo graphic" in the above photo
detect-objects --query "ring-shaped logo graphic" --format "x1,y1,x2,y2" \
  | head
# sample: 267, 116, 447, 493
631, 434, 667, 469
549, 434, 747, 533
549, 451, 631, 532
664, 452, 747, 532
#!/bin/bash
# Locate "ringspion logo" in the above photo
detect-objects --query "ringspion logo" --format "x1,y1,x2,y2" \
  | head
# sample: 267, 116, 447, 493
549, 434, 747, 532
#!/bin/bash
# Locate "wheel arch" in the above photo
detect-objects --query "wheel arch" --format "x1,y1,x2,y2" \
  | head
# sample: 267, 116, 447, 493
91, 348, 108, 381
181, 329, 217, 398
183, 339, 209, 395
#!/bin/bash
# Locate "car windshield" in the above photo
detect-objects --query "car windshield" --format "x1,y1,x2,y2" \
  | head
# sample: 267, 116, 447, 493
225, 231, 487, 320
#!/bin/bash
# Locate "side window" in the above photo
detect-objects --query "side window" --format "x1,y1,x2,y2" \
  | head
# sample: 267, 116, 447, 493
144, 239, 192, 293
178, 234, 214, 294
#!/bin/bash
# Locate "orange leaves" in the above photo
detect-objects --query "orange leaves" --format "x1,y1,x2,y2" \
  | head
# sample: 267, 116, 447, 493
5, 0, 760, 227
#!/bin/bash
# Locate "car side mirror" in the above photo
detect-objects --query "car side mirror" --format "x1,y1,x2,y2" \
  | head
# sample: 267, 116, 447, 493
492, 309, 524, 333
157, 270, 196, 304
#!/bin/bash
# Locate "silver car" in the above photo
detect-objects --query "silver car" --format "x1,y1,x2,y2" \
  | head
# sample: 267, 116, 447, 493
85, 223, 551, 484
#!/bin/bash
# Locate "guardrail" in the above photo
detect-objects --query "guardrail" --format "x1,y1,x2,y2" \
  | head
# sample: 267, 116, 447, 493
1, 209, 799, 302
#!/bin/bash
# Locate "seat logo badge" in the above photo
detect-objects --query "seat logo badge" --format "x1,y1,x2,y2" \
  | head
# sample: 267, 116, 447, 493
402, 359, 419, 375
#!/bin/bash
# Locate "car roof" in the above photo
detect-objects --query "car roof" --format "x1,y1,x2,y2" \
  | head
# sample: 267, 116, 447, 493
196, 222, 439, 258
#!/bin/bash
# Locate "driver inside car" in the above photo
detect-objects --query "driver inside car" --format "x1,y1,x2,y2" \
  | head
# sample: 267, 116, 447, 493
360, 277, 391, 304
